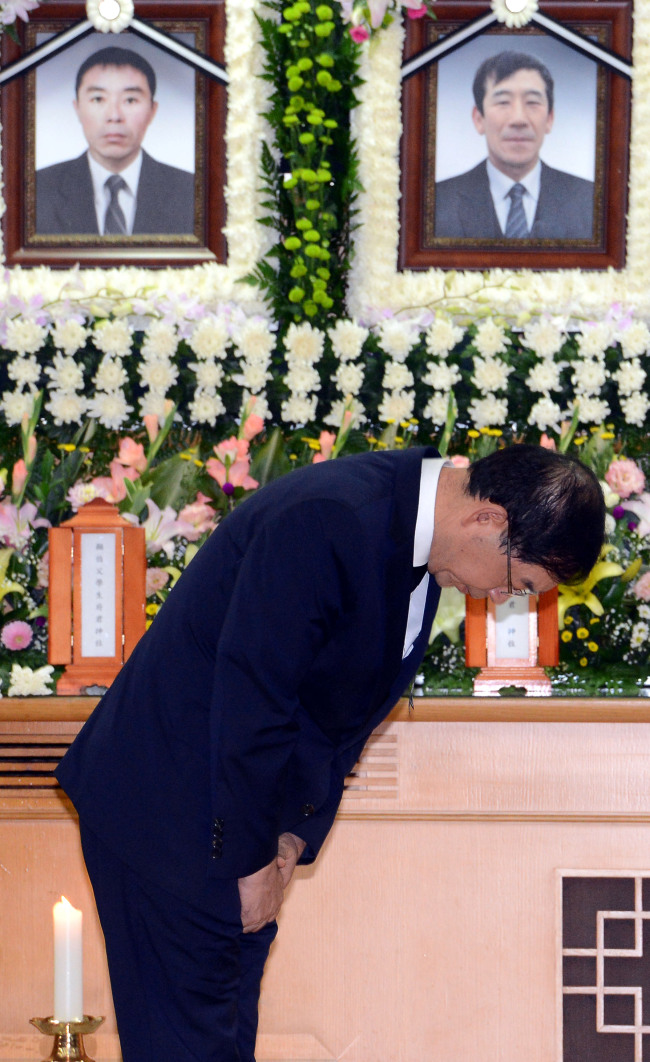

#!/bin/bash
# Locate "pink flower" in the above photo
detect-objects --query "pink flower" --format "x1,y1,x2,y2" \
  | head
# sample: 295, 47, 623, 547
206, 437, 259, 491
368, 0, 390, 27
11, 459, 28, 497
117, 437, 147, 472
0, 1, 40, 26
312, 431, 337, 464
605, 459, 646, 499
146, 567, 171, 597
143, 414, 160, 444
350, 24, 369, 41
90, 460, 139, 505
139, 499, 195, 558
449, 454, 470, 468
1, 620, 33, 650
0, 501, 49, 549
539, 433, 557, 451
178, 493, 218, 541
405, 2, 429, 17
241, 413, 265, 442
633, 571, 650, 601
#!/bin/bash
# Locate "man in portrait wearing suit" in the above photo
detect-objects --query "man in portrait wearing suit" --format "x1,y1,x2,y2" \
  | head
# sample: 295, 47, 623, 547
56, 445, 604, 1061
434, 51, 594, 240
36, 46, 195, 236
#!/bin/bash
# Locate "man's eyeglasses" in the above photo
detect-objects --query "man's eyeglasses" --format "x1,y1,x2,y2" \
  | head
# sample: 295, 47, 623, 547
506, 534, 536, 597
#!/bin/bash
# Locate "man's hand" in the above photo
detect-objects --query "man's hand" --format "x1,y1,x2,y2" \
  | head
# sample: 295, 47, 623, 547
238, 833, 306, 933
277, 831, 306, 888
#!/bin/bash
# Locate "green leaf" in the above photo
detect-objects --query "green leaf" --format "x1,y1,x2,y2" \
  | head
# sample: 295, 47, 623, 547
249, 428, 291, 486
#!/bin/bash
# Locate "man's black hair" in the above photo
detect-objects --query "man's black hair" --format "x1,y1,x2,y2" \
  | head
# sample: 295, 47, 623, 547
466, 444, 605, 583
75, 48, 157, 99
472, 51, 554, 115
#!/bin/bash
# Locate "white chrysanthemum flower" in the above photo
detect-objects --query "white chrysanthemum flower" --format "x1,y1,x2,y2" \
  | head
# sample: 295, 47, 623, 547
139, 359, 179, 393
377, 390, 415, 423
45, 390, 87, 425
188, 316, 230, 360
7, 663, 54, 697
528, 396, 563, 432
188, 390, 226, 426
241, 390, 271, 421
618, 320, 650, 359
526, 359, 564, 393
94, 319, 133, 358
142, 321, 178, 359
423, 392, 453, 426
376, 319, 416, 362
383, 361, 414, 391
85, 0, 134, 34
232, 364, 272, 392
7, 354, 41, 387
280, 392, 318, 426
613, 358, 646, 396
51, 319, 89, 356
571, 358, 608, 395
284, 322, 325, 364
323, 396, 366, 429
604, 513, 616, 537
94, 356, 127, 392
640, 604, 650, 620
575, 395, 611, 424
334, 362, 364, 395
620, 392, 650, 427
576, 323, 614, 359
0, 387, 38, 426
522, 320, 564, 358
328, 319, 369, 361
189, 360, 224, 392
5, 318, 47, 355
139, 391, 168, 420
472, 356, 512, 393
421, 360, 461, 390
491, 0, 538, 29
473, 319, 509, 358
235, 319, 276, 362
44, 353, 85, 392
87, 390, 133, 430
468, 394, 508, 429
285, 363, 321, 394
631, 621, 650, 647
425, 318, 464, 357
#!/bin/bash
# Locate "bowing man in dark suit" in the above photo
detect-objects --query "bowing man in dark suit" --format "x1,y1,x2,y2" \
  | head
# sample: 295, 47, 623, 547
36, 47, 194, 236
435, 51, 594, 240
56, 445, 604, 1062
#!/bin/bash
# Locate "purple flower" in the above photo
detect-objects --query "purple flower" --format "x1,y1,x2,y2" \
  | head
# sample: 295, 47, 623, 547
628, 522, 639, 533
222, 482, 235, 496
612, 505, 625, 519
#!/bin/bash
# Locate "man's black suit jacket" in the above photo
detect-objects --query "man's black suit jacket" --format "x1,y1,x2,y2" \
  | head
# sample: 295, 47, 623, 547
56, 448, 441, 907
434, 160, 594, 240
35, 150, 195, 235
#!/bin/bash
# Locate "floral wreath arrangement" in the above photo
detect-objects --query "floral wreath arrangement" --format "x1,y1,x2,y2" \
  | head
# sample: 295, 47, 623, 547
0, 0, 647, 698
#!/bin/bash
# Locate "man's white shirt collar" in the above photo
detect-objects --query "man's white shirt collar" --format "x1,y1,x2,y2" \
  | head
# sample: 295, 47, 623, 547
403, 457, 450, 658
487, 158, 542, 233
87, 151, 143, 235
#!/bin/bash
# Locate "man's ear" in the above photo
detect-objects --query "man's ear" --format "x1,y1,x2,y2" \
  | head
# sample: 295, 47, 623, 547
472, 105, 485, 136
462, 503, 508, 530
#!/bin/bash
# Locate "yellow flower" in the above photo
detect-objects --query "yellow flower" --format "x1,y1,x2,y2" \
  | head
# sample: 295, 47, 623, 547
561, 630, 573, 642
468, 429, 480, 438
579, 657, 588, 667
558, 556, 625, 627
0, 549, 24, 605
587, 641, 599, 652
576, 627, 589, 640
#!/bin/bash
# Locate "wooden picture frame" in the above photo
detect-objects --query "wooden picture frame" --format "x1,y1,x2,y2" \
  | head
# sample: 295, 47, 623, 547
1, 0, 227, 268
399, 1, 632, 271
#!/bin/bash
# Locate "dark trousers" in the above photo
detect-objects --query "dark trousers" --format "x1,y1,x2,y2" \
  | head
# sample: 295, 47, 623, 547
79, 822, 277, 1062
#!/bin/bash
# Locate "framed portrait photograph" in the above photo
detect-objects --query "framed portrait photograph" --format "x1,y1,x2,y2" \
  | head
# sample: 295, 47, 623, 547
400, 0, 632, 270
1, 0, 226, 268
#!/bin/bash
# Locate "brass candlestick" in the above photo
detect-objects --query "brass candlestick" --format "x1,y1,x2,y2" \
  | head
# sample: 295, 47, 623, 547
30, 1016, 104, 1062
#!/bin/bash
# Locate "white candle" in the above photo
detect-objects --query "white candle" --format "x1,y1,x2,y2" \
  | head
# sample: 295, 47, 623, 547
53, 896, 84, 1022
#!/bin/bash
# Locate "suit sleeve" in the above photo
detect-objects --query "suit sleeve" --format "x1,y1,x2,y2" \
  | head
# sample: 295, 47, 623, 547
207, 498, 367, 879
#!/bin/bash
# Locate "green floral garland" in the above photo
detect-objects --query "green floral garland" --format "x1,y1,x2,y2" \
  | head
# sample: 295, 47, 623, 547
248, 0, 361, 329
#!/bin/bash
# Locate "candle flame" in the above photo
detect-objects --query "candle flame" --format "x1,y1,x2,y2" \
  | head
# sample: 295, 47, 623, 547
60, 896, 73, 908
